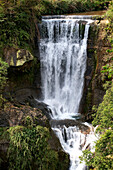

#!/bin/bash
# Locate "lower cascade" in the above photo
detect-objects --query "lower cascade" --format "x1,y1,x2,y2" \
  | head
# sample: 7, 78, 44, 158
39, 16, 97, 170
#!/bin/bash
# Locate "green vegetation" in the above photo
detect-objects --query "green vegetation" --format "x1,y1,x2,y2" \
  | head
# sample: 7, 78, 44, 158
8, 125, 58, 170
0, 0, 41, 53
0, 58, 8, 107
80, 84, 113, 170
0, 0, 111, 54
0, 116, 69, 170
80, 2, 113, 169
101, 1, 113, 85
41, 0, 111, 15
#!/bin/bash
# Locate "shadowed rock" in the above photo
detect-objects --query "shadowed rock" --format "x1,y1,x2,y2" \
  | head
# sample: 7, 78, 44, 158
50, 119, 90, 134
28, 99, 52, 120
4, 48, 34, 67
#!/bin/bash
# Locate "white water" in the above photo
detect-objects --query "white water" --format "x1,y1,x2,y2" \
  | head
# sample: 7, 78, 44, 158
39, 16, 96, 170
53, 124, 96, 170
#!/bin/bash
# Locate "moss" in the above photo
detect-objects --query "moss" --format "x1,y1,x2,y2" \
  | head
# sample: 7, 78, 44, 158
0, 123, 69, 170
79, 23, 85, 39
92, 15, 104, 20
16, 50, 34, 67
88, 24, 99, 43
57, 151, 69, 170
0, 127, 9, 140
7, 56, 39, 92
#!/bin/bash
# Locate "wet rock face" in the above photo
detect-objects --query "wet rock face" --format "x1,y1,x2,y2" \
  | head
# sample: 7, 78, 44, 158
5, 50, 42, 105
79, 19, 112, 121
4, 48, 34, 67
50, 119, 90, 134
12, 88, 41, 104
28, 99, 52, 120
79, 22, 98, 116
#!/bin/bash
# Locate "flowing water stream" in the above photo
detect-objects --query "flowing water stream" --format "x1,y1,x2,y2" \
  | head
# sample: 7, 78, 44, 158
39, 16, 97, 170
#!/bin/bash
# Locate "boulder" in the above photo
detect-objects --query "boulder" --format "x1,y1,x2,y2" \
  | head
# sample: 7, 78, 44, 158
0, 102, 49, 128
50, 119, 90, 134
28, 99, 52, 120
4, 48, 34, 67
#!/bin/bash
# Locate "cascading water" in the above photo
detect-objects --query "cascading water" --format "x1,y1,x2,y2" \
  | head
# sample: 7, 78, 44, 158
39, 16, 97, 170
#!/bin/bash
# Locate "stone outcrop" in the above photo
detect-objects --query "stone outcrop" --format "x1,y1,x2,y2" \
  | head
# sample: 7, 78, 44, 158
27, 99, 52, 120
50, 119, 90, 134
4, 49, 42, 104
4, 48, 34, 67
80, 19, 112, 121
0, 102, 49, 128
79, 20, 99, 116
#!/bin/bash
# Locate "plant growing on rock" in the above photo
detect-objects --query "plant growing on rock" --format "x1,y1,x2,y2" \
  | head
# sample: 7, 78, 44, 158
8, 124, 58, 170
100, 2, 113, 87
80, 3, 113, 169
80, 84, 113, 169
0, 58, 8, 107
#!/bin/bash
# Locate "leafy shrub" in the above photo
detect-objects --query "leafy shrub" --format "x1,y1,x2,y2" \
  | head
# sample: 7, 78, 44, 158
80, 84, 113, 169
80, 129, 113, 170
92, 84, 113, 131
80, 3, 113, 168
8, 125, 58, 170
100, 2, 113, 85
0, 58, 8, 107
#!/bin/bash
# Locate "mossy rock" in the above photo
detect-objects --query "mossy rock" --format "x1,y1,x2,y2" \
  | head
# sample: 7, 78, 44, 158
4, 48, 34, 67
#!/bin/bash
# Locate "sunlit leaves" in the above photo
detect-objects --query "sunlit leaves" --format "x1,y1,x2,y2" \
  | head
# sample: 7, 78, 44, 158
8, 125, 58, 170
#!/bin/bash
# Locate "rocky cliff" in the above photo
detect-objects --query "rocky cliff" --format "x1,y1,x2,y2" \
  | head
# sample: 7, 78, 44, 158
80, 18, 112, 121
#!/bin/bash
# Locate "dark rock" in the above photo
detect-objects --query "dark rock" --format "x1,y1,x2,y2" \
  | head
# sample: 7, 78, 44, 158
0, 140, 9, 170
79, 20, 109, 120
48, 129, 62, 151
28, 99, 52, 120
12, 88, 41, 103
4, 48, 34, 67
0, 102, 49, 128
50, 119, 90, 134
0, 113, 9, 127
57, 150, 70, 170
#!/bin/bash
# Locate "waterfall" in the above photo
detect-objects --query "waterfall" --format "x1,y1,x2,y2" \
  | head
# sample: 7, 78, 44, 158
39, 16, 96, 170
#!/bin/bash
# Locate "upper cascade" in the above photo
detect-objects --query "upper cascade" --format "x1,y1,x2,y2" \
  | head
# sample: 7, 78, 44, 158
39, 16, 93, 120
42, 15, 95, 20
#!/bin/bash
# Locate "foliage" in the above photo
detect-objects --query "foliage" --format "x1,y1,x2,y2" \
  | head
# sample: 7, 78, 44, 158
0, 58, 8, 107
41, 0, 111, 15
80, 84, 113, 169
80, 130, 113, 170
0, 0, 41, 53
101, 64, 113, 80
92, 84, 113, 131
0, 0, 111, 54
106, 1, 113, 24
7, 124, 58, 170
0, 127, 9, 140
0, 58, 8, 90
80, 4, 113, 168
100, 2, 113, 85
0, 121, 69, 170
